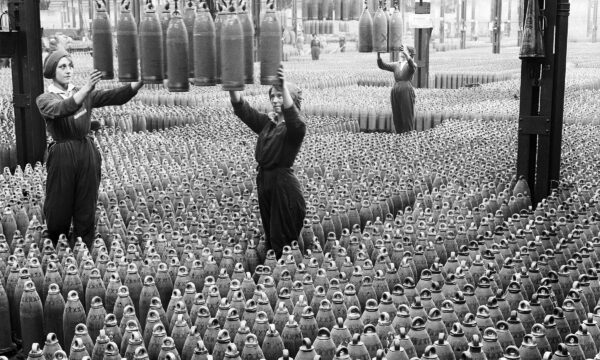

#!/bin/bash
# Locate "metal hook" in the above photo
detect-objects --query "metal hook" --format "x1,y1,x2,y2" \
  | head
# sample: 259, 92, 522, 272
95, 0, 106, 10
121, 0, 131, 11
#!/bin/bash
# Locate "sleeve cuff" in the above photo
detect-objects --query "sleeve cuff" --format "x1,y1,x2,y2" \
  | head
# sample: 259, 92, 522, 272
283, 104, 300, 117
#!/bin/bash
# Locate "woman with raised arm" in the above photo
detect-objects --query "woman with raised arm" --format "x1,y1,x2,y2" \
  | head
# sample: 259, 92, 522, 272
377, 45, 417, 133
229, 65, 307, 259
36, 49, 143, 248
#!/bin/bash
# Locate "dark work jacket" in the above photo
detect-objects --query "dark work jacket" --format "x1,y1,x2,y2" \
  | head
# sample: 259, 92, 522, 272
36, 85, 138, 140
377, 58, 416, 82
232, 99, 306, 170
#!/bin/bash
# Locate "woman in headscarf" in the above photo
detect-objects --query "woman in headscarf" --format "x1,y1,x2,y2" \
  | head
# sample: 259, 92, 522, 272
310, 33, 321, 60
377, 45, 417, 133
36, 49, 143, 248
228, 65, 307, 259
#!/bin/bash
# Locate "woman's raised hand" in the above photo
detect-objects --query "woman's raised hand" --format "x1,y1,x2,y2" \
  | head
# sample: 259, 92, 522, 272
229, 90, 242, 103
276, 64, 286, 87
74, 69, 102, 104
86, 70, 103, 91
131, 80, 144, 91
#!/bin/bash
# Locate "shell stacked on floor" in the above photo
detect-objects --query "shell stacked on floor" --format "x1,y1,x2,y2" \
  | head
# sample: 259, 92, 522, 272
1, 118, 600, 360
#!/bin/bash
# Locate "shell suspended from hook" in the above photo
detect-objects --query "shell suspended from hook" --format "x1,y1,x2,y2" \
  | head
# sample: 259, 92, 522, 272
96, 0, 107, 10
121, 0, 131, 11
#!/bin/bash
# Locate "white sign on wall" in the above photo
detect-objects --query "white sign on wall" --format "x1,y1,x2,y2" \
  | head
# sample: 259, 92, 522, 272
411, 13, 433, 28
411, 1, 432, 28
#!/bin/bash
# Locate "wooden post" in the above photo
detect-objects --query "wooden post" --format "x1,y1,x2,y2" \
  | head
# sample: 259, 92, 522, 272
517, 0, 570, 205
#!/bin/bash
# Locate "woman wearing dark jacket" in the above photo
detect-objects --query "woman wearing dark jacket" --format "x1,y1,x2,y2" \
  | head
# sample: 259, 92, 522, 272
310, 34, 321, 60
229, 65, 307, 259
36, 49, 143, 248
377, 45, 417, 133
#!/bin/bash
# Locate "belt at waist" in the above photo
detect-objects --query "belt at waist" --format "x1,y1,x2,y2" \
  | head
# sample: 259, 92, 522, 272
52, 135, 92, 143
256, 165, 291, 172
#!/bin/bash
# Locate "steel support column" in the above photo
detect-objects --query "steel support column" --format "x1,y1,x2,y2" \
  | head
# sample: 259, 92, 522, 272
7, 0, 46, 169
517, 0, 570, 205
491, 0, 502, 53
413, 0, 431, 88
414, 27, 431, 88
548, 0, 570, 184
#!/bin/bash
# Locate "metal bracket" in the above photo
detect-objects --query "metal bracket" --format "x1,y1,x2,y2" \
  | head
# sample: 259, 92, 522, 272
518, 115, 551, 135
13, 93, 30, 108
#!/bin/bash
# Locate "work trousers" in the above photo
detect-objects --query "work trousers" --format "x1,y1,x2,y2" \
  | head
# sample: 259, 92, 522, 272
44, 137, 101, 248
256, 167, 306, 259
